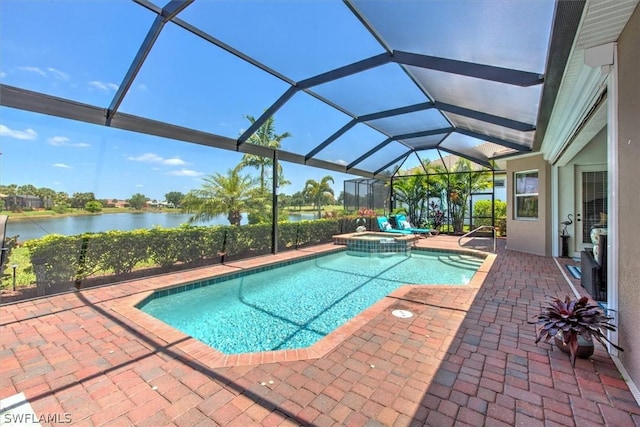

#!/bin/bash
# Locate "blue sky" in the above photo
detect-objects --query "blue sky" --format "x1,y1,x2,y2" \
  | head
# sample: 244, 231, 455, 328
0, 0, 383, 201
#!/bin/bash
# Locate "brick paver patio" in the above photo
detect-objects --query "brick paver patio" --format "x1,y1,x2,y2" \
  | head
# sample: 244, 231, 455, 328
1, 236, 639, 426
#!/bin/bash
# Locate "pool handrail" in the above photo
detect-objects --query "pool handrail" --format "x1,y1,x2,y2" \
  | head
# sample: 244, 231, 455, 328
458, 225, 496, 253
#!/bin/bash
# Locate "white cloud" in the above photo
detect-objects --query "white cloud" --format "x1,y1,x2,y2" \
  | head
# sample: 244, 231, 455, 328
47, 67, 70, 81
53, 163, 70, 168
168, 169, 202, 177
0, 71, 6, 78
0, 124, 37, 140
136, 184, 144, 188
88, 80, 119, 91
47, 136, 90, 148
163, 158, 186, 166
128, 153, 163, 163
48, 136, 70, 146
128, 153, 187, 166
19, 66, 46, 77
334, 159, 348, 166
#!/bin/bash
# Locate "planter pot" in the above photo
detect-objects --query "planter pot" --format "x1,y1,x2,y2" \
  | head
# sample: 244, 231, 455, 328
554, 333, 594, 359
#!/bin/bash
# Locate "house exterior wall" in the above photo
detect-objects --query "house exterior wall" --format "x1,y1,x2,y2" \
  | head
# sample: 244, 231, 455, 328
558, 127, 607, 257
616, 3, 640, 394
506, 154, 551, 256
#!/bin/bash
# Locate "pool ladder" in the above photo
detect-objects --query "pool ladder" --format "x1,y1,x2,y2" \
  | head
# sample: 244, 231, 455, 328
458, 226, 496, 253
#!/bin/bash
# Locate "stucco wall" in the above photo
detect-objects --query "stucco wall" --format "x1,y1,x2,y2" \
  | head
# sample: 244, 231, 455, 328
616, 3, 640, 394
506, 154, 551, 256
557, 127, 607, 257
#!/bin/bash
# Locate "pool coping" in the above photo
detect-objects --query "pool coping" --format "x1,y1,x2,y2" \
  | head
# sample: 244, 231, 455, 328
112, 245, 495, 368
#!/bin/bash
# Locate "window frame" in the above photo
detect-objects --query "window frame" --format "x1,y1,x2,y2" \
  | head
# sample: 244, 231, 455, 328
514, 169, 539, 220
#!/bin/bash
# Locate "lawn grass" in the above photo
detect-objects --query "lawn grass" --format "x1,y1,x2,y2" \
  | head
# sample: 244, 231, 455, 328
1, 246, 35, 290
283, 204, 343, 213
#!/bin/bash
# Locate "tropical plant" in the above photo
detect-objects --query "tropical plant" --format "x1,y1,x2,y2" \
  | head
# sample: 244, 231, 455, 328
393, 173, 428, 226
428, 201, 444, 230
353, 208, 376, 231
54, 191, 71, 207
182, 165, 257, 226
70, 192, 96, 209
303, 176, 334, 218
289, 191, 307, 211
16, 184, 38, 196
128, 193, 147, 210
445, 159, 492, 233
532, 295, 623, 367
240, 114, 292, 192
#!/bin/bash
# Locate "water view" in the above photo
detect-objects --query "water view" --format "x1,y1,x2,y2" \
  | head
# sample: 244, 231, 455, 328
5, 211, 319, 242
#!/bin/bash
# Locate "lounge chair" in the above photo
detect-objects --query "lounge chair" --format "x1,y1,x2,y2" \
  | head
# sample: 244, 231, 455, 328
395, 214, 431, 236
376, 216, 413, 234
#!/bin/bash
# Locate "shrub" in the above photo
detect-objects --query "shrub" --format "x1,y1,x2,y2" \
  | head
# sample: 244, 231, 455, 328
21, 219, 341, 286
85, 200, 103, 213
52, 204, 71, 214
472, 200, 506, 228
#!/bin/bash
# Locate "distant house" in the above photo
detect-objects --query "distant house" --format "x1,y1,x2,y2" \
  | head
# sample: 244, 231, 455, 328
2, 195, 52, 210
105, 199, 128, 208
146, 200, 170, 208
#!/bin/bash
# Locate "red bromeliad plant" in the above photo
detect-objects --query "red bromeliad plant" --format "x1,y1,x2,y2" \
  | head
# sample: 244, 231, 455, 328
533, 296, 623, 366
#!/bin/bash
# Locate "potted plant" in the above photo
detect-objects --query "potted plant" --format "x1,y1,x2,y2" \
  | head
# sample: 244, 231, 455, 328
532, 295, 623, 366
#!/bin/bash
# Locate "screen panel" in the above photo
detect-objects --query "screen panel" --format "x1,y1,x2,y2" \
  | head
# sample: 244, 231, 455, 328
399, 133, 447, 150
273, 92, 354, 156
179, 0, 385, 81
447, 113, 534, 148
408, 67, 542, 125
118, 23, 289, 138
366, 109, 450, 136
351, 0, 554, 74
312, 123, 388, 166
355, 140, 411, 173
312, 63, 427, 116
0, 1, 154, 107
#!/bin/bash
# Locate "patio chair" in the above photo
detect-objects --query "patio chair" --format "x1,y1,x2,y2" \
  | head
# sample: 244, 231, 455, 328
395, 214, 431, 236
376, 216, 413, 234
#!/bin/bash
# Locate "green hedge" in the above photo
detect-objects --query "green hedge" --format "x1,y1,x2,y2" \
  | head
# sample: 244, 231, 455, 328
23, 219, 350, 285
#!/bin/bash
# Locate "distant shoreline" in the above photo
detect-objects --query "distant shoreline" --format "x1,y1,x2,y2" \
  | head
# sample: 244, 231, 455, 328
2, 208, 178, 222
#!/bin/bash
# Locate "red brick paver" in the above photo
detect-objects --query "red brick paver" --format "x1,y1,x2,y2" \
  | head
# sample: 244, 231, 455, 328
1, 237, 638, 426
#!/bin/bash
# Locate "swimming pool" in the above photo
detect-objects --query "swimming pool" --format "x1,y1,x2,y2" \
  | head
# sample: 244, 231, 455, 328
138, 249, 484, 354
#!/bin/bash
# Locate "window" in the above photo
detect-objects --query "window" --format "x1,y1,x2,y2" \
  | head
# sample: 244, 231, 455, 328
494, 179, 505, 188
514, 170, 538, 219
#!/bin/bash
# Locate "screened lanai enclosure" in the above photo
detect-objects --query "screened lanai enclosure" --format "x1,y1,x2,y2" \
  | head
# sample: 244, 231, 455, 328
345, 155, 504, 235
0, 0, 583, 298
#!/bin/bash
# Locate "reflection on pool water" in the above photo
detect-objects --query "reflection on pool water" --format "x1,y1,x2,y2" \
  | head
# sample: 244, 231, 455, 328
138, 249, 484, 354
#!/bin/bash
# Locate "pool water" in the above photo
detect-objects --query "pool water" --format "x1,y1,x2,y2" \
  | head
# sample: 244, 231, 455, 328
139, 250, 483, 354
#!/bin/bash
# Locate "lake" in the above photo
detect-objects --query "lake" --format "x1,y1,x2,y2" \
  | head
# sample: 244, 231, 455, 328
5, 211, 319, 242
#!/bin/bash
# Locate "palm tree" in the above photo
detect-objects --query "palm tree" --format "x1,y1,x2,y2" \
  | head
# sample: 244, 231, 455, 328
241, 115, 292, 192
182, 165, 257, 226
303, 176, 334, 218
393, 173, 427, 226
446, 158, 492, 233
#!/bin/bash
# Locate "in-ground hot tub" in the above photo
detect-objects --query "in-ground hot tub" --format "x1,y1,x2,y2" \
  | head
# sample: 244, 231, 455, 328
333, 231, 419, 255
